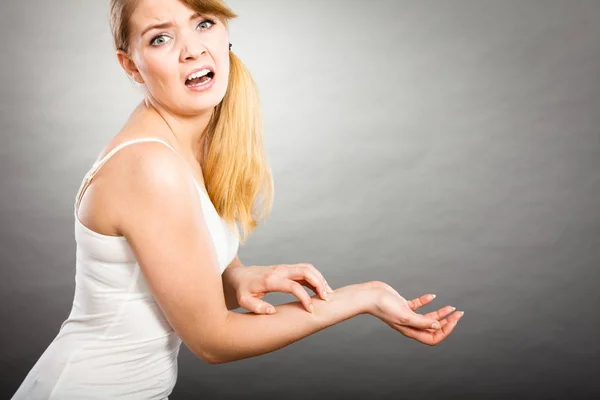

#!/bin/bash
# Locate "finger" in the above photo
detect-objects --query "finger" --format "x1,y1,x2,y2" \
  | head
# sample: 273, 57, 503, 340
423, 305, 456, 321
406, 294, 436, 311
297, 264, 330, 299
406, 310, 464, 345
285, 279, 314, 313
427, 310, 464, 344
399, 310, 443, 330
295, 279, 317, 293
283, 264, 332, 295
302, 263, 334, 294
239, 295, 276, 315
436, 310, 464, 335
295, 279, 336, 305
423, 308, 462, 332
436, 318, 451, 329
296, 277, 333, 295
283, 265, 330, 301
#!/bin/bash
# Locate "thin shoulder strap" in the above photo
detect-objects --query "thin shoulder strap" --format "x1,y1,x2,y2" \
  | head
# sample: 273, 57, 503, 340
74, 137, 183, 211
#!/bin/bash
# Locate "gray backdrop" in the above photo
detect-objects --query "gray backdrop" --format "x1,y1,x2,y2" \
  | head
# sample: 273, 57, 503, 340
2, 0, 599, 399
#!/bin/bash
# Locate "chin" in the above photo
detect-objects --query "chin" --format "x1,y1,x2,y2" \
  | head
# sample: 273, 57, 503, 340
188, 95, 224, 112
185, 85, 227, 109
173, 102, 215, 117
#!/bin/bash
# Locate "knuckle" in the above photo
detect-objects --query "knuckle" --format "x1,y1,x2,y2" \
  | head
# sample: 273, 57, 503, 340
264, 272, 278, 287
370, 280, 392, 291
367, 280, 383, 289
305, 271, 317, 282
238, 296, 251, 308
307, 264, 322, 277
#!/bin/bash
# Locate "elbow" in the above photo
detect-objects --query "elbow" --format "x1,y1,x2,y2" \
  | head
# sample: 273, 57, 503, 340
191, 344, 225, 365
202, 354, 223, 365
190, 312, 234, 364
191, 334, 232, 365
195, 349, 230, 365
206, 354, 228, 365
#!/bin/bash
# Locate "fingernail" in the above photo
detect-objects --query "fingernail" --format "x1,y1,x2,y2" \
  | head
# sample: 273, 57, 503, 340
451, 306, 456, 311
431, 322, 440, 329
323, 291, 329, 300
327, 285, 334, 293
266, 307, 275, 314
431, 294, 436, 299
460, 311, 465, 317
309, 304, 314, 313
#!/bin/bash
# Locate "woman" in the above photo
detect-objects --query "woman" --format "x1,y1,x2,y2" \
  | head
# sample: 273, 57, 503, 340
13, 0, 464, 398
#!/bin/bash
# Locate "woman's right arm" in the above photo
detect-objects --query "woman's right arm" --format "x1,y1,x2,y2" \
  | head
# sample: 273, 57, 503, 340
113, 144, 452, 365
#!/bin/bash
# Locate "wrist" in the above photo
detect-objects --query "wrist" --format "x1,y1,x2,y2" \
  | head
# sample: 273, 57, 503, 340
222, 263, 241, 279
222, 258, 245, 310
222, 258, 244, 286
353, 281, 386, 315
332, 282, 380, 316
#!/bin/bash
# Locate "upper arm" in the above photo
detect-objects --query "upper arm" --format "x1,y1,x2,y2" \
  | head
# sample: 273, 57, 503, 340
116, 144, 228, 362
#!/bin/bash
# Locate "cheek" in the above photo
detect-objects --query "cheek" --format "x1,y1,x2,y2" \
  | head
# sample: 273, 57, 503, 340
141, 53, 178, 89
216, 50, 230, 81
212, 29, 230, 74
215, 59, 230, 96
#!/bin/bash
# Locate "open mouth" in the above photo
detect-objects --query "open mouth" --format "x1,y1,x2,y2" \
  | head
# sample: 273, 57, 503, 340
185, 68, 215, 87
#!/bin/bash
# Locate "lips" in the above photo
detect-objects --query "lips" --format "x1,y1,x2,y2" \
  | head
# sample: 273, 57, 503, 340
184, 65, 215, 86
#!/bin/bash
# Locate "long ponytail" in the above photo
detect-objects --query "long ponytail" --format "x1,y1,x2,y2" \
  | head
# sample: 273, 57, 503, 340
202, 48, 274, 244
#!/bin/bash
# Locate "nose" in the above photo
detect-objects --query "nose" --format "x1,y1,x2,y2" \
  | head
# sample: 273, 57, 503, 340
180, 38, 207, 62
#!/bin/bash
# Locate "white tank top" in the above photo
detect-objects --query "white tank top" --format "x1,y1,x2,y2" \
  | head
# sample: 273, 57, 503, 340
12, 138, 239, 399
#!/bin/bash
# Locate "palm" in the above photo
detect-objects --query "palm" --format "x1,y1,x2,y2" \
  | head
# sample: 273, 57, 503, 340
396, 305, 462, 346
370, 282, 463, 346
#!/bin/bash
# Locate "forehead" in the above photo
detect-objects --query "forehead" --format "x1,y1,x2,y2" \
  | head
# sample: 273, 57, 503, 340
130, 0, 194, 29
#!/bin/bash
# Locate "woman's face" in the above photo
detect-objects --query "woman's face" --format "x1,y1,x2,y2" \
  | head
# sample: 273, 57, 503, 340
121, 0, 230, 116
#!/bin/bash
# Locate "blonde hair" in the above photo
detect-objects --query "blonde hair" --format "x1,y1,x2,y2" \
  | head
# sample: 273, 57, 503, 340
109, 0, 274, 244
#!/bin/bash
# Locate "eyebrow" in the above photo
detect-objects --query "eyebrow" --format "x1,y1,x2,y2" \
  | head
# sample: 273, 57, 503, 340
140, 12, 202, 37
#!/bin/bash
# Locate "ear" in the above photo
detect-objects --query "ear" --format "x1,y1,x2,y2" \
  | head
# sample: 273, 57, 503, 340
116, 49, 144, 84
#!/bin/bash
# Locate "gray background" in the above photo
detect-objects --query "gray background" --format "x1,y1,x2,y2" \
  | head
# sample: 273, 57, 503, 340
2, 0, 599, 399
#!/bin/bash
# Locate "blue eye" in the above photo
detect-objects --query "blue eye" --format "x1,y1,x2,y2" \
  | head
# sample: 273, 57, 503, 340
150, 35, 171, 46
197, 19, 215, 31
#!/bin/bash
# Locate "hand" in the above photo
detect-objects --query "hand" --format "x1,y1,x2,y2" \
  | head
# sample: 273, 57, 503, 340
228, 264, 335, 315
364, 281, 464, 346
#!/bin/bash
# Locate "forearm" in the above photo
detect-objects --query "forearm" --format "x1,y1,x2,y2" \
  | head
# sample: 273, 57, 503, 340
204, 283, 371, 364
221, 255, 244, 310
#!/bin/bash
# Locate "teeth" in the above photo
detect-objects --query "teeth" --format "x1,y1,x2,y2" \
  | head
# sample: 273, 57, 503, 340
186, 69, 211, 81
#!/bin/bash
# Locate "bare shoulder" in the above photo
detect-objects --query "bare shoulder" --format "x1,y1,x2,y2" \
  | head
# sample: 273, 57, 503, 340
110, 142, 198, 236
76, 138, 190, 237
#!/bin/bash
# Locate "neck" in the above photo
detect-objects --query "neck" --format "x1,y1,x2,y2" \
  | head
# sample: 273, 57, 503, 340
141, 97, 213, 163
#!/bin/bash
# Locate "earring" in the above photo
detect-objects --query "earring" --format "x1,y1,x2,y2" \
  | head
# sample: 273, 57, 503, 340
229, 42, 232, 50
